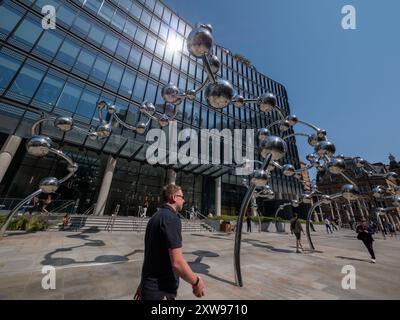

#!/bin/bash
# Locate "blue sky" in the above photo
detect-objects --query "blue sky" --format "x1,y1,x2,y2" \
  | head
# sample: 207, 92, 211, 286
164, 0, 400, 165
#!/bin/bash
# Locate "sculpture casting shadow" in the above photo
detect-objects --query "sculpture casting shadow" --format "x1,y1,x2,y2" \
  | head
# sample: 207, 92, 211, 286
40, 228, 143, 266
186, 250, 236, 286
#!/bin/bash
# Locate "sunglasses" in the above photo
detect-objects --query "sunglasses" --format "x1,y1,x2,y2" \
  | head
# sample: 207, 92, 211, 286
175, 194, 185, 200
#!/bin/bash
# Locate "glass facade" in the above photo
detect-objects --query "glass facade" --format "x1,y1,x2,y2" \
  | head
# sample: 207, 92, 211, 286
0, 0, 302, 216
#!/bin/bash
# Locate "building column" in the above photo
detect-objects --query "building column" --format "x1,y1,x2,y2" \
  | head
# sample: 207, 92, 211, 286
362, 200, 370, 218
347, 201, 355, 221
329, 202, 335, 220
0, 135, 22, 184
215, 177, 221, 216
94, 155, 117, 216
167, 169, 176, 185
334, 201, 340, 218
393, 214, 400, 230
356, 200, 365, 219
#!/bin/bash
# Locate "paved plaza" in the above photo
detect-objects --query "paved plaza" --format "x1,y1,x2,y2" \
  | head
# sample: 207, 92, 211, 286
0, 227, 399, 300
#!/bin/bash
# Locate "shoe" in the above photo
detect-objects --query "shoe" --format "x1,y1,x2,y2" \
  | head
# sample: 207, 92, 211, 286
296, 250, 301, 253
371, 259, 376, 263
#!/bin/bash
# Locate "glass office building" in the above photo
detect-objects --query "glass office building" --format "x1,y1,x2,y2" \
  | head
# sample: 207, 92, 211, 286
0, 0, 303, 216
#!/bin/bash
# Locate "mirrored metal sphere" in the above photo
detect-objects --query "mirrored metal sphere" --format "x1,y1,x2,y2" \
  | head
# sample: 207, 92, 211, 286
96, 100, 108, 110
208, 54, 220, 74
282, 164, 296, 177
301, 193, 312, 204
259, 135, 287, 161
317, 129, 327, 139
341, 184, 360, 201
54, 116, 73, 132
108, 104, 117, 114
250, 169, 269, 187
307, 134, 319, 147
287, 115, 298, 126
186, 25, 213, 58
279, 120, 291, 132
88, 132, 98, 140
96, 123, 112, 138
306, 153, 317, 162
385, 172, 398, 183
354, 157, 366, 168
68, 163, 78, 173
39, 177, 59, 194
205, 79, 234, 109
320, 195, 332, 204
372, 186, 385, 199
140, 101, 156, 116
328, 157, 346, 174
185, 89, 197, 101
232, 94, 244, 108
258, 92, 276, 112
260, 185, 274, 199
158, 114, 169, 127
202, 23, 213, 33
314, 140, 336, 157
391, 195, 400, 207
291, 199, 300, 207
26, 135, 53, 157
257, 128, 270, 142
162, 84, 181, 105
136, 122, 147, 134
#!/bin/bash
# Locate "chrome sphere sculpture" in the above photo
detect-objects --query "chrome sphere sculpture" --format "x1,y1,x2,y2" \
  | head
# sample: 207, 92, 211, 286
0, 115, 96, 238
99, 22, 289, 134
341, 184, 360, 201
205, 79, 234, 109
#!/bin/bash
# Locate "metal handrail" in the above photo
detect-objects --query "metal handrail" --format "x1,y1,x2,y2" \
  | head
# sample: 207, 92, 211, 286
51, 200, 75, 214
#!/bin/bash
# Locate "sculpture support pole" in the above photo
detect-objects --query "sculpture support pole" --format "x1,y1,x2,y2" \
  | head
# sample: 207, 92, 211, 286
0, 189, 43, 239
250, 195, 262, 233
306, 201, 321, 251
234, 154, 272, 287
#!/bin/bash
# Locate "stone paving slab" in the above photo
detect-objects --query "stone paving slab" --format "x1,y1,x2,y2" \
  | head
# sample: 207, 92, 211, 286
0, 228, 399, 300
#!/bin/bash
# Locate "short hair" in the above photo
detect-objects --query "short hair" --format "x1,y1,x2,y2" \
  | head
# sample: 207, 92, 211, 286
161, 184, 182, 202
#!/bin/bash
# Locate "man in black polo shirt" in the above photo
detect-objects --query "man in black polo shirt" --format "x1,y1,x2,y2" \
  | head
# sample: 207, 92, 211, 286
134, 184, 205, 300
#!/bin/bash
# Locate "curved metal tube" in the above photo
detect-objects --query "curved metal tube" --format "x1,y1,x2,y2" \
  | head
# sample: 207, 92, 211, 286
31, 117, 56, 136
297, 120, 320, 132
112, 113, 138, 131
0, 189, 43, 238
274, 105, 287, 120
271, 160, 283, 170
202, 55, 216, 84
266, 120, 282, 131
250, 195, 262, 233
191, 78, 210, 95
72, 125, 95, 136
241, 98, 259, 104
274, 203, 290, 232
305, 201, 322, 251
306, 194, 341, 250
234, 184, 256, 287
282, 132, 310, 140
234, 154, 272, 287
